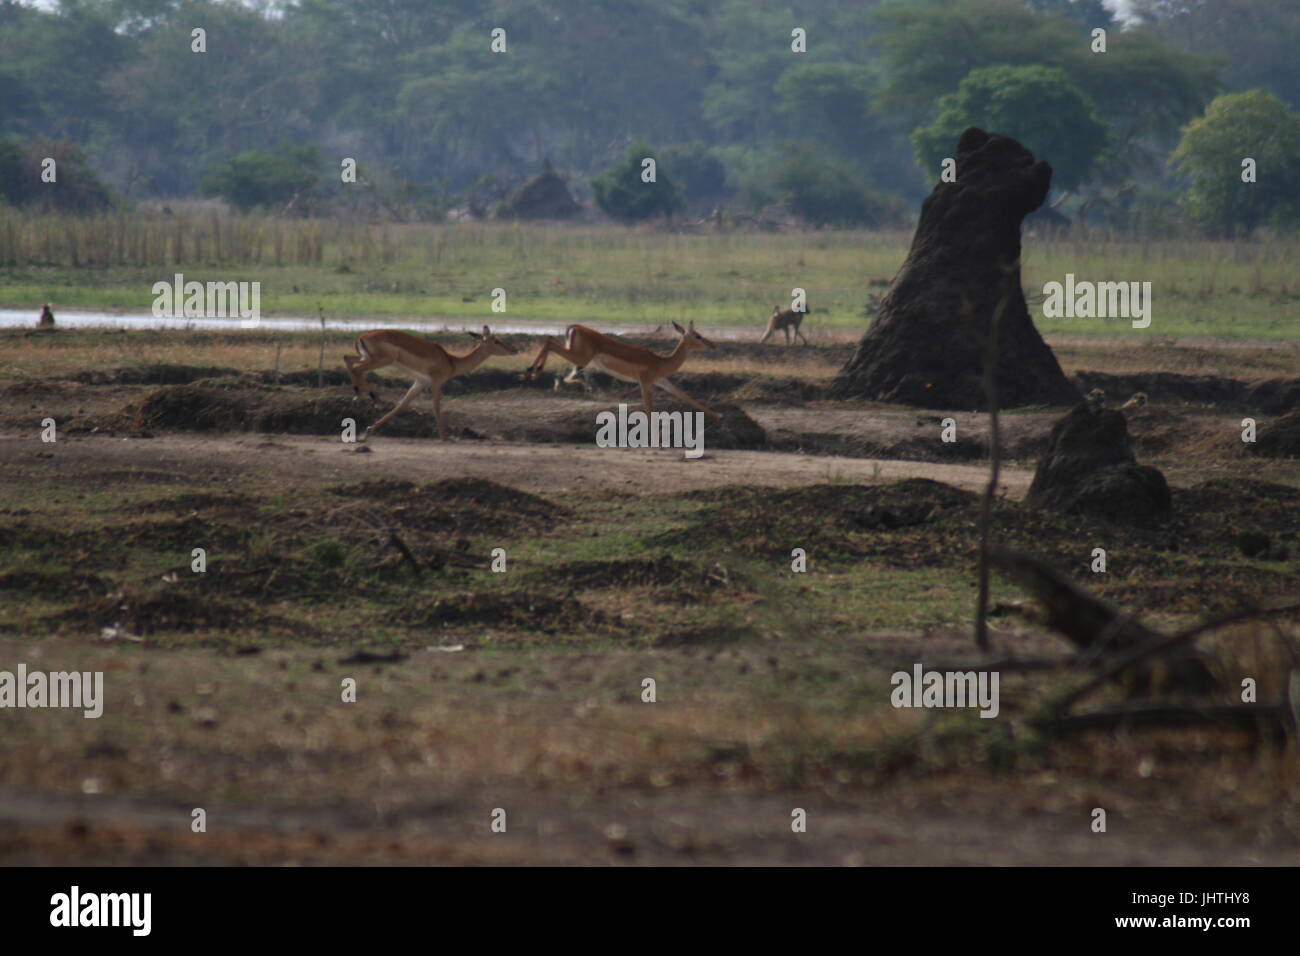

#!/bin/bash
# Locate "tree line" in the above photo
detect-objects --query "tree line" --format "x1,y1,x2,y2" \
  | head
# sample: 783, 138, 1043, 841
0, 0, 1297, 233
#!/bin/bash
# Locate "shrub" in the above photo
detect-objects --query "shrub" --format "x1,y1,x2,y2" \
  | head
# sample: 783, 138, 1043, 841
591, 140, 685, 223
200, 143, 325, 212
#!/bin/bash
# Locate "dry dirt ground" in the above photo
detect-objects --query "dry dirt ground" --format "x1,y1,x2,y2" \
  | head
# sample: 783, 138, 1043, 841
1, 332, 1297, 865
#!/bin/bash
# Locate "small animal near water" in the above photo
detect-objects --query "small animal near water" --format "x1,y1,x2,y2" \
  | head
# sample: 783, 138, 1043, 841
344, 325, 519, 441
525, 321, 720, 418
36, 304, 55, 329
760, 306, 807, 345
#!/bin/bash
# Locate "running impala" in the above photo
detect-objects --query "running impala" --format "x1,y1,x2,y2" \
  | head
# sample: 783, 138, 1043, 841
343, 325, 518, 440
524, 321, 721, 418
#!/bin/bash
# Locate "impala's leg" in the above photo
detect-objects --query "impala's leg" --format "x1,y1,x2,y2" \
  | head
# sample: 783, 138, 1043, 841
363, 377, 430, 440
656, 377, 721, 419
525, 338, 556, 378
554, 364, 584, 391
638, 377, 656, 417
430, 382, 449, 440
527, 335, 591, 379
344, 354, 390, 403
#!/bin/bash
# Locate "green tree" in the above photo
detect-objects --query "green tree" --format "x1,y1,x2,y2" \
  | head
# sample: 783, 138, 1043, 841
200, 144, 326, 212
0, 138, 25, 206
660, 143, 729, 205
911, 65, 1107, 190
591, 141, 685, 223
0, 137, 112, 212
0, 1, 127, 142
774, 63, 878, 158
771, 145, 901, 227
1130, 0, 1300, 111
873, 0, 1216, 152
1170, 90, 1300, 233
395, 0, 709, 188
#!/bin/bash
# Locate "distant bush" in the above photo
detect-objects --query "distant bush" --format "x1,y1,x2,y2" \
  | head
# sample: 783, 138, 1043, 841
0, 136, 112, 212
0, 139, 21, 207
659, 142, 729, 205
200, 143, 325, 213
770, 145, 903, 227
465, 170, 515, 219
591, 140, 685, 223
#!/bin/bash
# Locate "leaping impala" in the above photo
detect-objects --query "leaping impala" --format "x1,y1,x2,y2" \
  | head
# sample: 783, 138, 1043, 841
344, 325, 519, 441
524, 321, 721, 419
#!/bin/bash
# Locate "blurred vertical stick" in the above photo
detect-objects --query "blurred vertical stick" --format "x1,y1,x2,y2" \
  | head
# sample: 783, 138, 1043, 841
975, 264, 1018, 652
317, 303, 327, 389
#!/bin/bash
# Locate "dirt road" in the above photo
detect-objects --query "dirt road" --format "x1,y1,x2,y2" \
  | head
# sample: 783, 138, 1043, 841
3, 431, 1034, 499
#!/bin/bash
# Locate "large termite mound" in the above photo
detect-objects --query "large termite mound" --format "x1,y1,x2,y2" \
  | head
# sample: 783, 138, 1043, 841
831, 128, 1078, 410
495, 161, 581, 220
1027, 403, 1171, 523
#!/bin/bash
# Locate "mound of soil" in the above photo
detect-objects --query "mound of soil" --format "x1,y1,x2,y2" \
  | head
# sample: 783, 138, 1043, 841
1027, 404, 1171, 522
263, 369, 355, 388
74, 364, 240, 386
830, 128, 1078, 409
133, 385, 252, 431
653, 623, 751, 647
331, 477, 566, 535
565, 369, 753, 403
132, 385, 441, 437
53, 587, 304, 637
0, 569, 106, 598
542, 400, 766, 450
879, 434, 989, 462
495, 163, 581, 220
130, 376, 556, 437
1252, 411, 1300, 458
1074, 371, 1300, 414
657, 478, 975, 562
256, 393, 414, 436
1248, 378, 1300, 415
1175, 478, 1300, 521
730, 378, 826, 403
440, 368, 551, 395
125, 492, 252, 515
264, 367, 543, 395
534, 554, 738, 604
391, 590, 605, 632
112, 515, 247, 553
